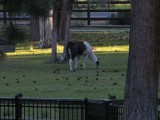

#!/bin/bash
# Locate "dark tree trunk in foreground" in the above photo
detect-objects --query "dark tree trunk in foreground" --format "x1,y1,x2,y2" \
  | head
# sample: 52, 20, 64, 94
124, 0, 160, 120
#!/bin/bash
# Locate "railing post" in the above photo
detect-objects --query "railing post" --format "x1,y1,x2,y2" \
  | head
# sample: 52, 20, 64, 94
15, 94, 22, 120
105, 100, 112, 120
85, 98, 88, 120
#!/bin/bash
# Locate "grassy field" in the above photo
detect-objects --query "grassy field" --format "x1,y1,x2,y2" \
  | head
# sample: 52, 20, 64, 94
0, 31, 129, 99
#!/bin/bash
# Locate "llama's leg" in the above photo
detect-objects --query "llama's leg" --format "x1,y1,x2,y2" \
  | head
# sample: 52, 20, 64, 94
74, 57, 79, 69
83, 55, 88, 69
69, 59, 73, 71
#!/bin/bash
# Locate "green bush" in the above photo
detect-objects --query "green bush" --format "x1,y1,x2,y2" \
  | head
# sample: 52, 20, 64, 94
110, 12, 131, 25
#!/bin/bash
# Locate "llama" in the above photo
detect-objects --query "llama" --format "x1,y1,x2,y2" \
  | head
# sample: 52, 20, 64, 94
60, 41, 99, 71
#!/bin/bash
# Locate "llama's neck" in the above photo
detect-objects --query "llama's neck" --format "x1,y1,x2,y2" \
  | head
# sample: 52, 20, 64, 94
83, 41, 98, 65
89, 52, 98, 64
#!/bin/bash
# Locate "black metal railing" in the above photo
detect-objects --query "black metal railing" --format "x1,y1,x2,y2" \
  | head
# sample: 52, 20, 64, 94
0, 94, 160, 120
0, 94, 111, 120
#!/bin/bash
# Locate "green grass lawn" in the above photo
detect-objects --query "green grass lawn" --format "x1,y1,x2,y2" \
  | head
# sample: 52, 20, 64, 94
0, 32, 129, 99
0, 49, 128, 99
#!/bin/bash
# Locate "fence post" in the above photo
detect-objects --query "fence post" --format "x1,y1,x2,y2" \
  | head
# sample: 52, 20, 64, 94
105, 100, 112, 120
85, 98, 88, 120
87, 0, 90, 25
15, 94, 22, 120
3, 1, 7, 24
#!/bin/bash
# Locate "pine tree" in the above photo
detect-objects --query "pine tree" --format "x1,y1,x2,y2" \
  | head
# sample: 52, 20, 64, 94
123, 0, 160, 119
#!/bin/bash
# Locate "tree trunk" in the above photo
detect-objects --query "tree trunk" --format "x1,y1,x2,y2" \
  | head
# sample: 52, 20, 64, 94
30, 15, 40, 50
57, 5, 63, 41
61, 0, 72, 60
57, 0, 72, 42
50, 10, 58, 63
50, 0, 72, 62
123, 0, 160, 120
30, 15, 40, 41
39, 17, 52, 48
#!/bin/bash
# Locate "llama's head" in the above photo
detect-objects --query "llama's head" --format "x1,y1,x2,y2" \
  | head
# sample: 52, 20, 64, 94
95, 57, 100, 69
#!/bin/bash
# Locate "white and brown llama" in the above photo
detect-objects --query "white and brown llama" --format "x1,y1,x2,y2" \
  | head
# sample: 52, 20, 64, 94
60, 41, 99, 71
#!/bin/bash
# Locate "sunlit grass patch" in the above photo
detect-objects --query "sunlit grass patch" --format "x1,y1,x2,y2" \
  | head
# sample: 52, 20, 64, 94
6, 44, 128, 56
95, 45, 128, 53
6, 44, 64, 56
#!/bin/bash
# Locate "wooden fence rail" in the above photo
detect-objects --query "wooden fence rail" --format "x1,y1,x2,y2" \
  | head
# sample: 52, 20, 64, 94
72, 0, 131, 26
0, 1, 131, 28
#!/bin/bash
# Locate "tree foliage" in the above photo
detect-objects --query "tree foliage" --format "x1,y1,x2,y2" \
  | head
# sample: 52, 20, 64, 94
4, 0, 52, 43
4, 23, 27, 43
24, 0, 52, 18
6, 0, 52, 18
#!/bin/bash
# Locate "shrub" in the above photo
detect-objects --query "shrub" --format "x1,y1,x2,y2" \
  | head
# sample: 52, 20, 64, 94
110, 12, 131, 25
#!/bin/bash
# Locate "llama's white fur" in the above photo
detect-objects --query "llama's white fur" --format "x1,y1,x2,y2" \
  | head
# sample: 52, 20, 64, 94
83, 41, 98, 68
